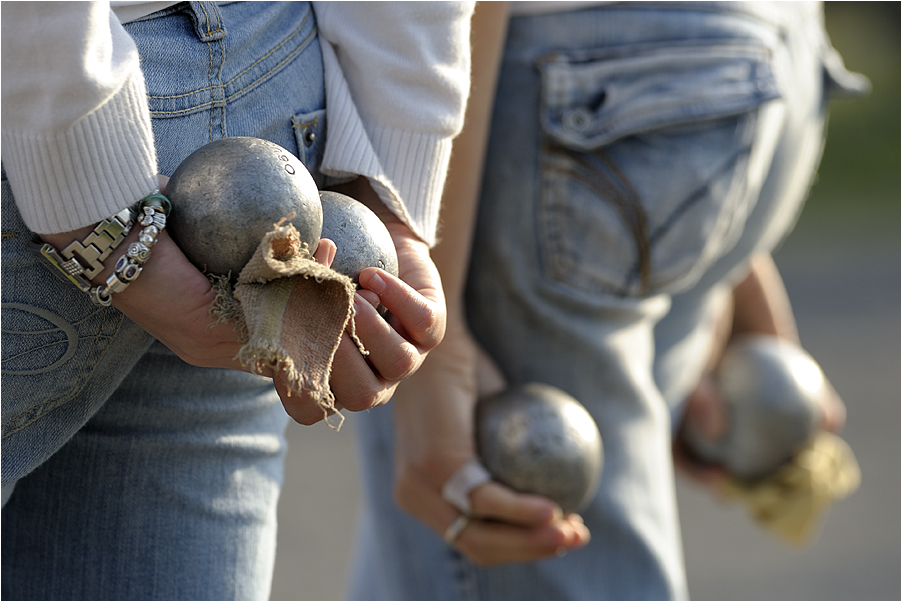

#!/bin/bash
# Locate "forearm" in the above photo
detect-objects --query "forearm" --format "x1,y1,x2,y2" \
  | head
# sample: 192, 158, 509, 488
731, 253, 800, 343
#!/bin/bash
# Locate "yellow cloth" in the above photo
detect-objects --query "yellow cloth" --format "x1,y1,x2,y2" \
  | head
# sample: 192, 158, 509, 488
718, 431, 860, 545
210, 221, 360, 429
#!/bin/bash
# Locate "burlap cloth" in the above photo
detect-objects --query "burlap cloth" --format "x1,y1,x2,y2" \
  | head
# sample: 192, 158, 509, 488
718, 431, 861, 545
209, 220, 362, 429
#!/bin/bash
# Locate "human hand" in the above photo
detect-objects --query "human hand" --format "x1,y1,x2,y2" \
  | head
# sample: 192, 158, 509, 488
278, 177, 448, 425
674, 344, 848, 487
41, 181, 341, 423
674, 254, 847, 484
391, 323, 590, 566
673, 372, 731, 487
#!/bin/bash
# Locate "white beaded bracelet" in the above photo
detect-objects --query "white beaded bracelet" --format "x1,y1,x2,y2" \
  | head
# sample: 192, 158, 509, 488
93, 194, 171, 306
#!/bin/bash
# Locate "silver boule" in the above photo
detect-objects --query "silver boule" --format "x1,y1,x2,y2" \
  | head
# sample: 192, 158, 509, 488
684, 335, 825, 481
166, 137, 322, 277
319, 191, 399, 283
476, 383, 604, 514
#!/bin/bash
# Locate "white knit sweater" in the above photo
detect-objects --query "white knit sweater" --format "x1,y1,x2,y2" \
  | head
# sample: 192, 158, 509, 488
1, 1, 473, 246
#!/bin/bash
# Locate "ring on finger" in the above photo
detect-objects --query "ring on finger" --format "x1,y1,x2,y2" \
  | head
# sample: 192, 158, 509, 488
442, 515, 470, 545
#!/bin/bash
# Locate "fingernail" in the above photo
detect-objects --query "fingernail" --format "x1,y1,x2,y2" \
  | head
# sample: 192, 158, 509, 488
364, 270, 386, 295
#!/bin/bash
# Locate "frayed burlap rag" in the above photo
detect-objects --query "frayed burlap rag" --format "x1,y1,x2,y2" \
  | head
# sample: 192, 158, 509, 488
718, 432, 861, 545
210, 221, 360, 429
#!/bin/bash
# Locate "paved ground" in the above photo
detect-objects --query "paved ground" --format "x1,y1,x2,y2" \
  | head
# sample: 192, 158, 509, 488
269, 204, 899, 601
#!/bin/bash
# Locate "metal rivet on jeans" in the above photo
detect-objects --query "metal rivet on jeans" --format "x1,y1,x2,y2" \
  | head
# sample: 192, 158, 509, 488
563, 107, 593, 133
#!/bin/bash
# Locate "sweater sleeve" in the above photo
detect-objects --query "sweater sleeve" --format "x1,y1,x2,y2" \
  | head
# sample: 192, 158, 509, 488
312, 1, 474, 246
1, 1, 158, 235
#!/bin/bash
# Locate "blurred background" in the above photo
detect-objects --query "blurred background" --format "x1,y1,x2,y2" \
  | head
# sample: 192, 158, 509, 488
270, 3, 900, 600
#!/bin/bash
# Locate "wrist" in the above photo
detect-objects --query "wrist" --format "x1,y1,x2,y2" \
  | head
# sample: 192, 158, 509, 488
35, 193, 171, 306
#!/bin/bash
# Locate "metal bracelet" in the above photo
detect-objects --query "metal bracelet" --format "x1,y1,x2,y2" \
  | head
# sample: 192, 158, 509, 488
35, 193, 171, 306
37, 206, 137, 293
91, 194, 171, 306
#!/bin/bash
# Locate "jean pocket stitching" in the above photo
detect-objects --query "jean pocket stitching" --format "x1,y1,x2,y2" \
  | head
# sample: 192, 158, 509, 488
2, 306, 124, 438
543, 147, 652, 297
147, 8, 316, 117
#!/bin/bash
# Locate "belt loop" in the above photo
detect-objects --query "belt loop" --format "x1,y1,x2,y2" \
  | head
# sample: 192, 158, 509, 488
186, 1, 227, 42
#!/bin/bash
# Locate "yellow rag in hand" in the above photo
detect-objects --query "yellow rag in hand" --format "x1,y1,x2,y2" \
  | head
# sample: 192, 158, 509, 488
210, 221, 360, 429
718, 431, 860, 545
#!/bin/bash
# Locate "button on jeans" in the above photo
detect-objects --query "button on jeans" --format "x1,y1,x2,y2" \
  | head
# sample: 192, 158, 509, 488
2, 2, 325, 599
348, 3, 862, 599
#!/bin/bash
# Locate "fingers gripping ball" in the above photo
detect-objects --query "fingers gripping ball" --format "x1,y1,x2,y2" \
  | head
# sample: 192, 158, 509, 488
684, 336, 826, 481
166, 137, 323, 277
319, 191, 399, 283
476, 383, 604, 514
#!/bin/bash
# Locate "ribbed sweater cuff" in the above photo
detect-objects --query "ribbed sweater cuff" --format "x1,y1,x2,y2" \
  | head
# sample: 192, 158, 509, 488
319, 41, 450, 247
2, 72, 158, 234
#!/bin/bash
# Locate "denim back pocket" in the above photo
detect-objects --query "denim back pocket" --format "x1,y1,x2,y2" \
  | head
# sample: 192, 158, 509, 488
536, 39, 782, 297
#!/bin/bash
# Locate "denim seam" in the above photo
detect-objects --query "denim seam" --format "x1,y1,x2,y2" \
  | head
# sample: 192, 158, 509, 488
649, 136, 755, 248
148, 31, 315, 119
216, 38, 227, 139
197, 2, 224, 37
542, 146, 651, 297
2, 308, 124, 438
1, 304, 81, 374
291, 115, 319, 132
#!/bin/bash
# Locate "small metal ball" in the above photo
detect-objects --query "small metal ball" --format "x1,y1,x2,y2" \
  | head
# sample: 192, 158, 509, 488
476, 383, 604, 514
684, 336, 826, 481
166, 137, 322, 277
319, 191, 399, 283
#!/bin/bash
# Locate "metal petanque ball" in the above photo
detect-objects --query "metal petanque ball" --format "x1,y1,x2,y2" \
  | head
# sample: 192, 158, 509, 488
476, 383, 603, 514
166, 137, 322, 277
319, 191, 399, 284
684, 336, 826, 481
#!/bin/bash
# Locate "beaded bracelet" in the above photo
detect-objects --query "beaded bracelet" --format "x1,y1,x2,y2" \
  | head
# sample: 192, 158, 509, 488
34, 192, 172, 306
93, 193, 172, 306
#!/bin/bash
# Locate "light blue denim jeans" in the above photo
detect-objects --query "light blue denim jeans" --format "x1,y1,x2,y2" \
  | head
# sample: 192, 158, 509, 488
348, 3, 862, 600
2, 2, 326, 599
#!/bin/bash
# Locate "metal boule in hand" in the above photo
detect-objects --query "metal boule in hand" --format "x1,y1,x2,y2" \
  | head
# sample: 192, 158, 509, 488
684, 335, 826, 481
166, 137, 323, 277
319, 190, 399, 284
476, 383, 604, 514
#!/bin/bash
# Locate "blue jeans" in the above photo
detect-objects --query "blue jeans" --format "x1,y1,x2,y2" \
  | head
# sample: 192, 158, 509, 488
1, 2, 325, 599
349, 3, 858, 599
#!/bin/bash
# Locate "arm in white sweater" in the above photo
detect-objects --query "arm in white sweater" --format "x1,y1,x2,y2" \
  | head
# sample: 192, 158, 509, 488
1, 1, 159, 235
2, 1, 473, 246
313, 1, 474, 246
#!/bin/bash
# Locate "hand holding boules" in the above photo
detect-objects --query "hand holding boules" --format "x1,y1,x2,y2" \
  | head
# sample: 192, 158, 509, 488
163, 137, 377, 426
391, 327, 591, 566
680, 335, 860, 544
322, 175, 447, 414
682, 335, 826, 481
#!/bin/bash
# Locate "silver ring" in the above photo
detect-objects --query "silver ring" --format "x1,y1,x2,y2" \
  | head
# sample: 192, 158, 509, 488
442, 515, 470, 545
442, 459, 492, 515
